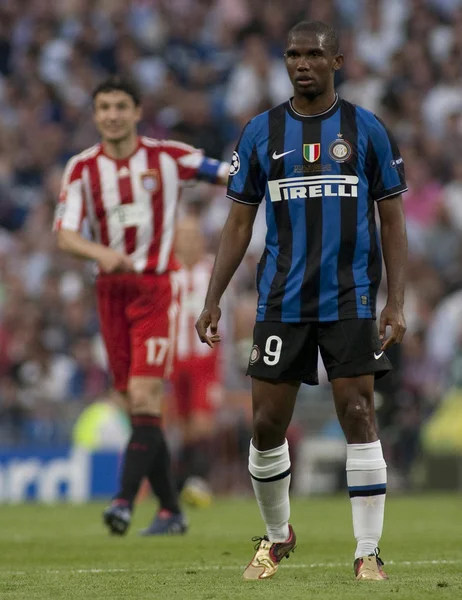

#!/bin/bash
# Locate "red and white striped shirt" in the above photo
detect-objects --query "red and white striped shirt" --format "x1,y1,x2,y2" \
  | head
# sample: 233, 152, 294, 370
54, 137, 227, 274
176, 256, 216, 360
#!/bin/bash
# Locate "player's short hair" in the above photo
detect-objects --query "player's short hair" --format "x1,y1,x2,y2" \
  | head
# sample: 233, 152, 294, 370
287, 21, 340, 55
92, 76, 141, 106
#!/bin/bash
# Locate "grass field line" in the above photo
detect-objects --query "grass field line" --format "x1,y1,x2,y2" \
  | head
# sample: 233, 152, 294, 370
2, 558, 461, 576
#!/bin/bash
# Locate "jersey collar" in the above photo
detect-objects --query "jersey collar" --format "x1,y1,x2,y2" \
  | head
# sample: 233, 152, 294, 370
100, 136, 143, 162
286, 94, 340, 121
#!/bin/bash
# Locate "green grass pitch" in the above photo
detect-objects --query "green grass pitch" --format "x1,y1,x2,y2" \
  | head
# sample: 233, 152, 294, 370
0, 494, 460, 599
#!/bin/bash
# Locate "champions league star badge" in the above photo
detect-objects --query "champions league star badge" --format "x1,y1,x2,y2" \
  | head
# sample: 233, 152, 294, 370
249, 345, 261, 365
329, 133, 352, 163
141, 169, 159, 192
229, 151, 240, 176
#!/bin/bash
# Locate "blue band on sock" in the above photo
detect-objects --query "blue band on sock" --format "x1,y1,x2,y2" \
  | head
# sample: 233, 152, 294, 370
348, 483, 387, 498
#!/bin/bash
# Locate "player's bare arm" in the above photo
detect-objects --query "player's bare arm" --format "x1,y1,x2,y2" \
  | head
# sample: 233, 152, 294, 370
57, 229, 135, 274
377, 194, 408, 350
196, 201, 258, 347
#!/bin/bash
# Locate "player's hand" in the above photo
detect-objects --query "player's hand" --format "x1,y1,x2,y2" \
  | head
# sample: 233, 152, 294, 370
96, 247, 135, 274
379, 303, 406, 351
195, 305, 222, 348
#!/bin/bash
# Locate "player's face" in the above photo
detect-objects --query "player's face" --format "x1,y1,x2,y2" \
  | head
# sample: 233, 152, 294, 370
93, 91, 141, 143
284, 33, 343, 98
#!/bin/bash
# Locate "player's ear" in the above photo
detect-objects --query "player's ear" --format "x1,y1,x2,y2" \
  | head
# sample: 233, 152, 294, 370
333, 54, 344, 71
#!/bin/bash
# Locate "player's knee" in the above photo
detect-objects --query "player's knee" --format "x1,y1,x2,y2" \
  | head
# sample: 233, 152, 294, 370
127, 378, 163, 415
343, 397, 370, 423
252, 407, 285, 448
187, 413, 215, 441
341, 393, 376, 437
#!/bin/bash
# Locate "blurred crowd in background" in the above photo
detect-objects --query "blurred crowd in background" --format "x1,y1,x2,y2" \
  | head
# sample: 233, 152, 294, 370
1, 0, 462, 492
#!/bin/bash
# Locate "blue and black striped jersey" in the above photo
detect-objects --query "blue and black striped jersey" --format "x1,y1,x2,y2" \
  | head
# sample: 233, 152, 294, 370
227, 95, 407, 323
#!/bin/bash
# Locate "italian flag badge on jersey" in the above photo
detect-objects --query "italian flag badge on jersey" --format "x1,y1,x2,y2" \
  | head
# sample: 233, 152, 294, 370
303, 143, 321, 163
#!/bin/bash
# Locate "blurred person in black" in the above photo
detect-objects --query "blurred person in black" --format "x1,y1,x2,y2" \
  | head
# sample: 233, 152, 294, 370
0, 195, 28, 233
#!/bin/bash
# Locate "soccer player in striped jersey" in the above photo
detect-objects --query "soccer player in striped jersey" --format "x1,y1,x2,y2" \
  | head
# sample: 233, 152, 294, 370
172, 217, 222, 508
54, 76, 229, 536
196, 21, 408, 580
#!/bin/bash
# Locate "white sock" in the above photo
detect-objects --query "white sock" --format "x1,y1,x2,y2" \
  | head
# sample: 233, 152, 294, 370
248, 439, 291, 542
346, 440, 387, 559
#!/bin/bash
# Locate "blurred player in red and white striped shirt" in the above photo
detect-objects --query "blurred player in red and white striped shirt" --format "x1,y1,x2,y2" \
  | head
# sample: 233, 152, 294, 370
172, 217, 224, 507
54, 76, 229, 536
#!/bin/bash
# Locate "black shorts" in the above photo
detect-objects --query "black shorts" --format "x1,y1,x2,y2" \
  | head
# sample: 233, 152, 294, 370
246, 319, 392, 385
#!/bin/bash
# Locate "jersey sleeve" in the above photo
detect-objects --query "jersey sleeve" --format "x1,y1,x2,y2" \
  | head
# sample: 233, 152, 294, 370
366, 116, 408, 202
226, 121, 266, 205
53, 158, 86, 232
160, 140, 229, 183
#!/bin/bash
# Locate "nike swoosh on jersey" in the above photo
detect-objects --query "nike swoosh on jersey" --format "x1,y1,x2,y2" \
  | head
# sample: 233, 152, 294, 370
374, 352, 384, 360
272, 149, 296, 159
